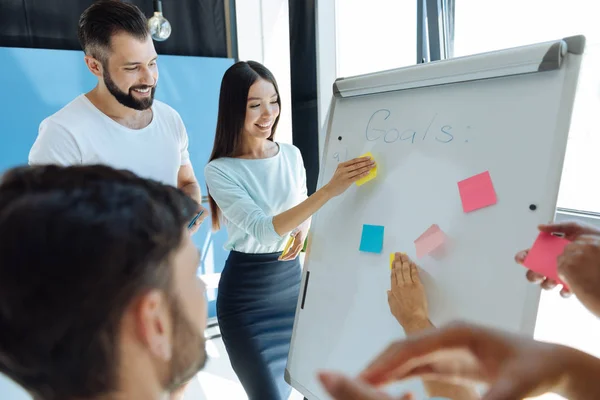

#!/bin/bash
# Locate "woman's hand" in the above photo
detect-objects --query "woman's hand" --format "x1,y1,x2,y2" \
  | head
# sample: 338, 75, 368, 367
323, 156, 376, 198
270, 158, 373, 237
279, 228, 306, 261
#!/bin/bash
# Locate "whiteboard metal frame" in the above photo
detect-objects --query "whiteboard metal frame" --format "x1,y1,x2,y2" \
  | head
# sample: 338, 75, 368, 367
333, 36, 584, 98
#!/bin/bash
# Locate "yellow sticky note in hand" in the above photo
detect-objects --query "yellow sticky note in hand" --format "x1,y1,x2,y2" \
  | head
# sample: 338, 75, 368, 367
389, 253, 395, 269
356, 152, 377, 186
281, 235, 294, 257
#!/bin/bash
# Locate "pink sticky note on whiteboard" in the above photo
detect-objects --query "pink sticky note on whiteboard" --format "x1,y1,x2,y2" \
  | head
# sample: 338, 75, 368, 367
457, 171, 497, 213
414, 224, 446, 258
522, 232, 570, 286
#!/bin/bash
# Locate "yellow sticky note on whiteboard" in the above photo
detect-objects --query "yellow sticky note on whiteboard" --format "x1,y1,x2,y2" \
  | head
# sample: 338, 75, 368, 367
356, 152, 377, 186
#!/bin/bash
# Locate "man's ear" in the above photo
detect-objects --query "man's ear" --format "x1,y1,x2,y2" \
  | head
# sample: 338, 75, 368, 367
84, 55, 103, 78
134, 289, 173, 361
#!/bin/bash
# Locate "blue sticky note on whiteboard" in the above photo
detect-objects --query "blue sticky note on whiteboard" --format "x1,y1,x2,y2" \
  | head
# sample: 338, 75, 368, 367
359, 224, 384, 253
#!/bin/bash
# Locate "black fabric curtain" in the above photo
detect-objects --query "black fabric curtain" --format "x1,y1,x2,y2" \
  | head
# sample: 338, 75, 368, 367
288, 0, 319, 195
0, 0, 228, 57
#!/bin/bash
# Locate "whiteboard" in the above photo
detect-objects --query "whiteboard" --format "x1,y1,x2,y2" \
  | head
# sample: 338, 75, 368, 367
287, 36, 585, 399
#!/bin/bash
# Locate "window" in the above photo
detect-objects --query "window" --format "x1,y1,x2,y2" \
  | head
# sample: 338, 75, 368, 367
454, 0, 600, 213
454, 3, 600, 400
335, 0, 417, 78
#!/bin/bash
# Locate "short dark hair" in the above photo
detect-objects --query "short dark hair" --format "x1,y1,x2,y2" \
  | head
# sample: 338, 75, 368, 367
0, 165, 197, 400
78, 0, 149, 62
207, 61, 281, 230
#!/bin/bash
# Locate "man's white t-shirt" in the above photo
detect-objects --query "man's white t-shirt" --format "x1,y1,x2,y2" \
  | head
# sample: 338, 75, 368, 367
29, 94, 190, 186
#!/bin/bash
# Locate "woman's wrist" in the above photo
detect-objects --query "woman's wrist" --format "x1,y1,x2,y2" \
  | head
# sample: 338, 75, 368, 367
318, 183, 334, 201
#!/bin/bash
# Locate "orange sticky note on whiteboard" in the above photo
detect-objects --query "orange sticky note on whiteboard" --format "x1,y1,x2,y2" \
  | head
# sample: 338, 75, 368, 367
414, 224, 446, 258
356, 152, 377, 186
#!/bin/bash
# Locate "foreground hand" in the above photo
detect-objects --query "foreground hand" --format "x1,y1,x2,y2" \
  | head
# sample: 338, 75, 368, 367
358, 321, 588, 400
388, 253, 429, 332
188, 204, 208, 235
556, 234, 600, 318
517, 221, 600, 298
539, 221, 600, 240
318, 372, 412, 400
388, 254, 479, 399
324, 156, 376, 197
516, 248, 570, 296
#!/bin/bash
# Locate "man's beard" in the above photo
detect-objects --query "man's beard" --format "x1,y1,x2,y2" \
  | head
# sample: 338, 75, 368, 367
103, 69, 156, 111
164, 295, 208, 392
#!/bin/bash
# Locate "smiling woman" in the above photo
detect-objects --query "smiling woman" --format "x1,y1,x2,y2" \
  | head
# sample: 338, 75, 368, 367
244, 80, 281, 141
204, 60, 375, 399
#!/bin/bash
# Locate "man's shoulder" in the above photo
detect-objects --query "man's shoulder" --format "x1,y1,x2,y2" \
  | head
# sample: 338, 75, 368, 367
41, 95, 93, 131
152, 99, 183, 120
152, 100, 187, 138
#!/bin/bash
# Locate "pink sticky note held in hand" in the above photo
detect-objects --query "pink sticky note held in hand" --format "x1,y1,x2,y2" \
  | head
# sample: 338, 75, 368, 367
457, 171, 497, 213
523, 232, 571, 286
414, 224, 446, 258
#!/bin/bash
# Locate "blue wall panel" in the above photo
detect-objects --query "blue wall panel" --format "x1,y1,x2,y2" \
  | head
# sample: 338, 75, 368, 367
0, 47, 233, 318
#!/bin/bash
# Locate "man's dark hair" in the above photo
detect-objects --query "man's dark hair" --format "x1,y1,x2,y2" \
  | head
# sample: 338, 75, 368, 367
0, 165, 197, 400
78, 0, 150, 63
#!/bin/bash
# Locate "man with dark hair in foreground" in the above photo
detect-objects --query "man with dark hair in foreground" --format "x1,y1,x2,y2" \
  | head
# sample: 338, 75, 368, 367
0, 164, 208, 400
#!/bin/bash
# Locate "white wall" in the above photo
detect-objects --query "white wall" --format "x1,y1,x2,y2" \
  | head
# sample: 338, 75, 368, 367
235, 0, 293, 145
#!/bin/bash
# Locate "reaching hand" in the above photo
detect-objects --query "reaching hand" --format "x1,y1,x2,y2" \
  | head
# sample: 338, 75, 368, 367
318, 372, 413, 400
516, 248, 571, 296
387, 254, 479, 399
538, 221, 600, 240
358, 321, 600, 400
388, 253, 429, 331
324, 156, 376, 197
516, 221, 600, 301
557, 234, 600, 318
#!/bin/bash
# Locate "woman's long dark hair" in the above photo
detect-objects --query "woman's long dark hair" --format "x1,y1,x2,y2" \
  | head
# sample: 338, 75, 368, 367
207, 61, 281, 231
